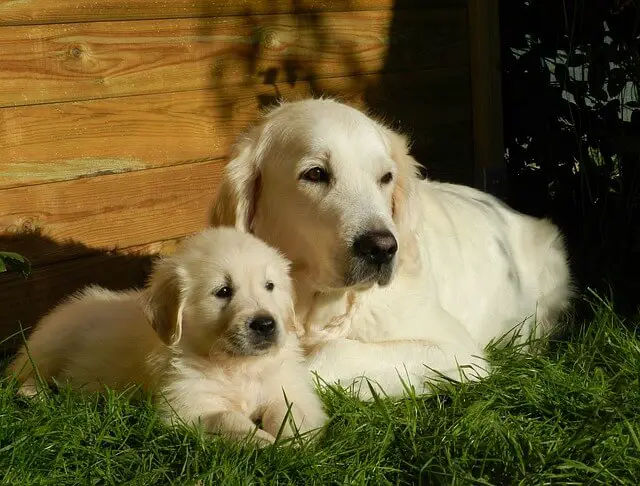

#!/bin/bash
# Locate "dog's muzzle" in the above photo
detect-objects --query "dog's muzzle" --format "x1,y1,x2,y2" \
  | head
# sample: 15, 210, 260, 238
353, 231, 398, 265
346, 230, 398, 287
247, 313, 278, 350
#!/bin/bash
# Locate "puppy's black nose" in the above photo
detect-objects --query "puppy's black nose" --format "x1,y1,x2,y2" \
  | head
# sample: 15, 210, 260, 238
353, 231, 398, 265
248, 315, 276, 337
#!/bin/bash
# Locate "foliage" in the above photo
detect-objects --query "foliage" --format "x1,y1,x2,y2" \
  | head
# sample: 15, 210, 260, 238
500, 0, 640, 315
0, 251, 31, 278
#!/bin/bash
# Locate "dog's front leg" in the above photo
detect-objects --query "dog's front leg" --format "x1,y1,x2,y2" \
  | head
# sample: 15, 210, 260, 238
261, 392, 327, 442
306, 338, 488, 400
202, 411, 276, 446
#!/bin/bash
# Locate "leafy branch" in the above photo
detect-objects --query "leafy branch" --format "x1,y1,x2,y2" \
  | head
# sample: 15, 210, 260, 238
0, 251, 31, 278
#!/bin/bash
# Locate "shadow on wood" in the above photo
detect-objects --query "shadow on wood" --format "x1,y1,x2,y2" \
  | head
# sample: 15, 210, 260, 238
0, 231, 154, 351
0, 0, 480, 351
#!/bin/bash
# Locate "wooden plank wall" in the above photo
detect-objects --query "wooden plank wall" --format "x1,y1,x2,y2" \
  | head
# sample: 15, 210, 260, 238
0, 0, 475, 349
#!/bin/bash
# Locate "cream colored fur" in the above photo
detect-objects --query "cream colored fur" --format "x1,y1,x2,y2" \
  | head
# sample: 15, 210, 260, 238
6, 227, 327, 446
209, 98, 573, 400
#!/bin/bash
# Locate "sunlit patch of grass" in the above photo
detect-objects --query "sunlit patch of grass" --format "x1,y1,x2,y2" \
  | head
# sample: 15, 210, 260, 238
1, 296, 638, 485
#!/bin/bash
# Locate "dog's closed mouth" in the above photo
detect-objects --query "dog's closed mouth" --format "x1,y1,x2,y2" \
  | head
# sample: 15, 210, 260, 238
344, 260, 395, 289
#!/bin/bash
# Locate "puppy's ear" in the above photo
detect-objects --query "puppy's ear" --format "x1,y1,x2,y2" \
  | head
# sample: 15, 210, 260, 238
144, 258, 187, 346
209, 127, 262, 233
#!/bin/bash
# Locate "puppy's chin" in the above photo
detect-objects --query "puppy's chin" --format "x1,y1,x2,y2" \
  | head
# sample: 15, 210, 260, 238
220, 331, 282, 358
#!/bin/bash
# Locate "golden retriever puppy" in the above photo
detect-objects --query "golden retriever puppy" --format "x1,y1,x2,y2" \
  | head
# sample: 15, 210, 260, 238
6, 227, 327, 446
210, 98, 573, 400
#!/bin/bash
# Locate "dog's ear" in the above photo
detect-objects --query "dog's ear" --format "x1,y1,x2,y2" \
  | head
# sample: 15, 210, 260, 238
284, 295, 305, 338
384, 129, 420, 224
144, 258, 187, 346
384, 128, 421, 267
209, 128, 262, 233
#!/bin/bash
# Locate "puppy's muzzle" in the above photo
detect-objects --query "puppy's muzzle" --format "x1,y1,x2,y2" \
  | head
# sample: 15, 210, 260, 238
248, 314, 276, 338
247, 314, 278, 350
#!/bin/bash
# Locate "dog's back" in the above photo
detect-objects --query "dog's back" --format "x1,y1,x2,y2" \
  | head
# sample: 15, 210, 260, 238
7, 286, 162, 396
420, 181, 572, 345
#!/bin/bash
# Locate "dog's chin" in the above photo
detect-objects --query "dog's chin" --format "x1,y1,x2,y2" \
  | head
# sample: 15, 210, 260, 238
220, 333, 282, 358
308, 256, 396, 293
341, 259, 396, 290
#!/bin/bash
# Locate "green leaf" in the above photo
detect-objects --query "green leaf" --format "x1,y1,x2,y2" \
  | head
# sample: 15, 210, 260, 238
607, 68, 627, 98
0, 251, 31, 278
566, 53, 587, 67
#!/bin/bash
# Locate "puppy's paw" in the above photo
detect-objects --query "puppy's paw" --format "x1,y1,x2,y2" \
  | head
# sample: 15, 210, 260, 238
294, 405, 328, 440
209, 426, 276, 448
200, 410, 277, 448
262, 402, 327, 444
16, 379, 48, 400
246, 428, 277, 448
17, 383, 39, 398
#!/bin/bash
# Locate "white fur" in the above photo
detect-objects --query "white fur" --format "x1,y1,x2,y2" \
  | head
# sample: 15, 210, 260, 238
6, 228, 327, 446
209, 98, 573, 400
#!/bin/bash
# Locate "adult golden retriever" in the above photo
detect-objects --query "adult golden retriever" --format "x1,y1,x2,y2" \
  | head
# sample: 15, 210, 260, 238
210, 99, 572, 399
8, 228, 327, 445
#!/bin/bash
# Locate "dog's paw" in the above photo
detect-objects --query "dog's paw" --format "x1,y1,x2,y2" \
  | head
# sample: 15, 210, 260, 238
294, 407, 328, 440
247, 428, 277, 448
445, 354, 491, 383
343, 376, 391, 401
17, 383, 39, 398
16, 379, 49, 400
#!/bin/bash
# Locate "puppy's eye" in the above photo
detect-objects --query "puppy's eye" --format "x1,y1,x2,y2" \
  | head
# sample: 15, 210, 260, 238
301, 167, 330, 184
380, 172, 393, 185
214, 286, 233, 299
265, 281, 275, 292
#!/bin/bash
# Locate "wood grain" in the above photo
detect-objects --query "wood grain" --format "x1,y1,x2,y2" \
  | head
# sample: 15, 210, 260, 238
0, 160, 222, 266
0, 69, 471, 189
0, 9, 468, 107
0, 0, 466, 26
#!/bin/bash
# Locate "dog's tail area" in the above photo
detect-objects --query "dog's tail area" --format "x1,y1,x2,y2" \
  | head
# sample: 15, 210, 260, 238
5, 346, 40, 396
5, 328, 65, 397
529, 218, 574, 337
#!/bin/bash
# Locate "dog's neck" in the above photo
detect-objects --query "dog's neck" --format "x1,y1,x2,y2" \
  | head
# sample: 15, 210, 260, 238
291, 268, 359, 343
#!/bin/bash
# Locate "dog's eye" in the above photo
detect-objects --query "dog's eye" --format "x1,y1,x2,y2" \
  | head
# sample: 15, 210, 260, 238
380, 172, 393, 185
265, 281, 275, 292
301, 167, 330, 183
214, 286, 233, 299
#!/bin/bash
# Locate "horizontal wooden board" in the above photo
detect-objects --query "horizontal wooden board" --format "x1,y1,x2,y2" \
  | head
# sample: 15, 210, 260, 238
0, 160, 221, 266
0, 69, 472, 189
0, 9, 468, 107
0, 0, 466, 26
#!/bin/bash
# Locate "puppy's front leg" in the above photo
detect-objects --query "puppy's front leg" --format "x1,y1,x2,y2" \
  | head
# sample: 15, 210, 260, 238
203, 411, 276, 446
262, 391, 327, 441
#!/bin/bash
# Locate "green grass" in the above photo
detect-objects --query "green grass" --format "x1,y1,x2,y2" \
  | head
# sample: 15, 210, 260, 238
1, 297, 639, 485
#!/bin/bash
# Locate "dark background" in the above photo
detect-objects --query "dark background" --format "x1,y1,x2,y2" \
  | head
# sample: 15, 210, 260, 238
500, 0, 640, 319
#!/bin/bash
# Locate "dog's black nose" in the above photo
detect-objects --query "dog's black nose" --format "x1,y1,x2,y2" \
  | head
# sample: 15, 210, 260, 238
248, 315, 276, 337
353, 231, 398, 265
